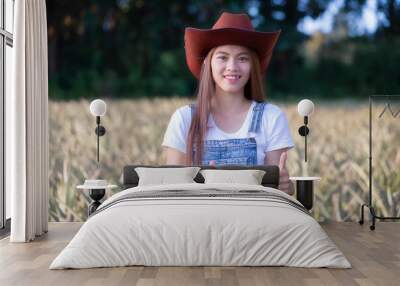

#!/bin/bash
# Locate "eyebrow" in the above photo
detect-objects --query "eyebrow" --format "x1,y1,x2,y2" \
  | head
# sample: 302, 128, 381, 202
215, 51, 250, 56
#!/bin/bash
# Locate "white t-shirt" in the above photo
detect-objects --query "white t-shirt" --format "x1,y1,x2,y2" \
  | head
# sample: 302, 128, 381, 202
162, 100, 295, 164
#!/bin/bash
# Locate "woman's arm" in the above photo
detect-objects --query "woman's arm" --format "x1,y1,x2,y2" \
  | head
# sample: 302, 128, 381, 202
161, 106, 192, 165
164, 147, 187, 165
264, 147, 295, 195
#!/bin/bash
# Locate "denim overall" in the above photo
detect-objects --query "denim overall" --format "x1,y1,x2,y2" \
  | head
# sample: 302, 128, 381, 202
190, 102, 266, 166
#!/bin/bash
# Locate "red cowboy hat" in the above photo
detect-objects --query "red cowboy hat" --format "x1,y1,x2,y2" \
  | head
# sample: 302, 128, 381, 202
184, 12, 281, 80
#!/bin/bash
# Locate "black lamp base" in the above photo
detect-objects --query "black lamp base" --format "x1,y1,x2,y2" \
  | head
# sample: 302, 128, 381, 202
359, 204, 400, 231
88, 189, 106, 216
296, 180, 314, 210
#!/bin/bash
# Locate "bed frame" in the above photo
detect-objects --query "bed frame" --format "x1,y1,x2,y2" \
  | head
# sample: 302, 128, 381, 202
122, 165, 280, 189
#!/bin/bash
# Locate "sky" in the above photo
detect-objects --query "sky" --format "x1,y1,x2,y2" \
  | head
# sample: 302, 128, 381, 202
298, 0, 382, 36
115, 0, 392, 37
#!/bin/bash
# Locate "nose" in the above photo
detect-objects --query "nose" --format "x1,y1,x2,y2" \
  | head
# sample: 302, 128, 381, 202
226, 58, 239, 72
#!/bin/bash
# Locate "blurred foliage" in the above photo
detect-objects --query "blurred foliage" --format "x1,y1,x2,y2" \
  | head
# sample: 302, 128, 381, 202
46, 0, 400, 100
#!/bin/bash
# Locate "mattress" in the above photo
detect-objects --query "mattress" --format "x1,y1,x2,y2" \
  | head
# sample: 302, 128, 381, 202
50, 183, 351, 269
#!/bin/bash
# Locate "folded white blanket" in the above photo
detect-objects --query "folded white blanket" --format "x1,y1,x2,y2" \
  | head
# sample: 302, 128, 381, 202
50, 183, 351, 269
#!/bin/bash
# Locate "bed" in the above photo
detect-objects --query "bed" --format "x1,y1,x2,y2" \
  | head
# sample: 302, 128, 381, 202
50, 165, 351, 269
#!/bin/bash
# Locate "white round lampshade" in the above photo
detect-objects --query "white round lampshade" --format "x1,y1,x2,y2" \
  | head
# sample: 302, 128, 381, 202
90, 99, 107, 116
298, 99, 314, 116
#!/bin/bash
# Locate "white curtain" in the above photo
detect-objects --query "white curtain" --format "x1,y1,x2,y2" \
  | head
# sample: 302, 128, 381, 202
6, 0, 49, 242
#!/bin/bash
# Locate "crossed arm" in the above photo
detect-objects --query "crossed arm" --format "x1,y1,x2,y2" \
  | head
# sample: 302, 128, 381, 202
264, 147, 295, 196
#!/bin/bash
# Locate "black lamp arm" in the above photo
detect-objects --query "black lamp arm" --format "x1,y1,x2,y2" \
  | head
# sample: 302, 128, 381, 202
95, 116, 106, 136
94, 116, 106, 164
298, 116, 310, 162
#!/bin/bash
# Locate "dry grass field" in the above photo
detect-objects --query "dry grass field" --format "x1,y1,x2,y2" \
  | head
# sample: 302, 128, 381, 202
49, 97, 400, 222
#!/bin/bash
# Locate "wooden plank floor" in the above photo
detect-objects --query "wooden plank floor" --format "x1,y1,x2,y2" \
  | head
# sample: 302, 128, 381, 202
0, 222, 399, 286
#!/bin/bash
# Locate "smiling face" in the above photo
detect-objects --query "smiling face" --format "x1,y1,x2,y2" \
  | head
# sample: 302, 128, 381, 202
210, 45, 252, 94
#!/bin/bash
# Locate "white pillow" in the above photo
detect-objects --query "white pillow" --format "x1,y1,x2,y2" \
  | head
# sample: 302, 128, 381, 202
135, 167, 201, 186
200, 169, 266, 185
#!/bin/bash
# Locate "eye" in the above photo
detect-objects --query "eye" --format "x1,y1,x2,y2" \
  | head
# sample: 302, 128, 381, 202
239, 56, 249, 62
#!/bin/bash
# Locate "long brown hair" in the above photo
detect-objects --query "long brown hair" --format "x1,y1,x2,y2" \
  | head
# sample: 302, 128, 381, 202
185, 46, 266, 165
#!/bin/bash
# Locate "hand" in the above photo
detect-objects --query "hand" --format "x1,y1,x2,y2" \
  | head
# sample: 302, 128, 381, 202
278, 151, 294, 195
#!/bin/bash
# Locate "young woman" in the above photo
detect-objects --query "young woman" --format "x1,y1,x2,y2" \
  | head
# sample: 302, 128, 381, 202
162, 12, 295, 195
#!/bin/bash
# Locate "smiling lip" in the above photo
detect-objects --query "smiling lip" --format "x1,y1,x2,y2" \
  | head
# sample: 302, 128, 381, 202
224, 75, 241, 84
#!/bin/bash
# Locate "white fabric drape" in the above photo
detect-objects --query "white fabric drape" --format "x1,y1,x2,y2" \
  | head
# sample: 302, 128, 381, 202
7, 0, 49, 242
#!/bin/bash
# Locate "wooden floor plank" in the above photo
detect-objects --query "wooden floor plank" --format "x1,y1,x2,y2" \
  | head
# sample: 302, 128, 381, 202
0, 222, 399, 286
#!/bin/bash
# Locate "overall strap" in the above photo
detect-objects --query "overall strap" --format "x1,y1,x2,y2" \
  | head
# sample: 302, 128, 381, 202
248, 102, 266, 133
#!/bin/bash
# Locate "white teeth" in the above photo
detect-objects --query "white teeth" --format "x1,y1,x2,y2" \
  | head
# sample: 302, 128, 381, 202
225, 75, 240, 79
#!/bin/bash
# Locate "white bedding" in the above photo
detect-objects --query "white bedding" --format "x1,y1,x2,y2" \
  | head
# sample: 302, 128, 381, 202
50, 183, 351, 269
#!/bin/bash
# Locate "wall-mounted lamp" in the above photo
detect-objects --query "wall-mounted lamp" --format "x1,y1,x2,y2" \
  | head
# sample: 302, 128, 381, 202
297, 99, 314, 162
89, 99, 107, 164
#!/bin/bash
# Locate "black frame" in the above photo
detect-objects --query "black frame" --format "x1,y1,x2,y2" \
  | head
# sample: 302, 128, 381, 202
359, 95, 400, 230
122, 165, 280, 189
1, 0, 14, 233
